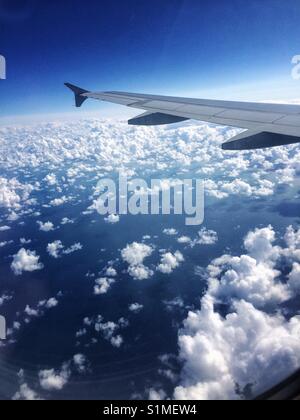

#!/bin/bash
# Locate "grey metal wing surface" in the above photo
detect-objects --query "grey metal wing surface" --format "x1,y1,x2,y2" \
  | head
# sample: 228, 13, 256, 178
65, 83, 300, 150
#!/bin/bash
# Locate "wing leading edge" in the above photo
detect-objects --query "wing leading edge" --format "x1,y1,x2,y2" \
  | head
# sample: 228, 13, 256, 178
65, 83, 300, 150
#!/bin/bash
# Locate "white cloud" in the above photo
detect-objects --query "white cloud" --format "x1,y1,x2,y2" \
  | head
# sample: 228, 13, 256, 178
121, 242, 154, 280
1, 119, 300, 399
244, 225, 276, 261
20, 238, 31, 245
148, 388, 167, 401
11, 248, 44, 276
49, 196, 69, 207
94, 278, 115, 295
61, 217, 74, 225
47, 240, 64, 258
157, 251, 184, 274
0, 225, 10, 232
174, 225, 300, 400
94, 316, 128, 348
174, 296, 300, 400
13, 383, 41, 401
177, 236, 192, 244
47, 241, 82, 258
0, 293, 12, 306
0, 177, 34, 210
13, 371, 41, 401
37, 221, 55, 232
104, 214, 120, 224
163, 228, 178, 236
285, 225, 300, 249
73, 354, 87, 373
163, 297, 185, 312
39, 363, 70, 391
63, 243, 83, 255
128, 264, 153, 281
207, 226, 300, 308
288, 263, 300, 293
44, 173, 57, 186
193, 228, 218, 246
129, 303, 144, 313
121, 242, 153, 266
105, 267, 117, 277
24, 305, 39, 317
110, 335, 123, 348
44, 297, 58, 309
0, 240, 13, 248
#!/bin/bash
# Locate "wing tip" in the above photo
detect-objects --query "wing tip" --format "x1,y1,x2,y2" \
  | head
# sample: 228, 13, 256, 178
65, 83, 89, 108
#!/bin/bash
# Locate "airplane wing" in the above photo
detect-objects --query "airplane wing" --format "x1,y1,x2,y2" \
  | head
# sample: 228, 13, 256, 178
65, 83, 300, 151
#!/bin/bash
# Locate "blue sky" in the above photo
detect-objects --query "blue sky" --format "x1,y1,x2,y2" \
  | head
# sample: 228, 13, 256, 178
0, 0, 300, 119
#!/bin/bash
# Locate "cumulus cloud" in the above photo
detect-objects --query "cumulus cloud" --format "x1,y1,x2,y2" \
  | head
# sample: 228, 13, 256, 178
194, 228, 218, 246
37, 221, 55, 232
49, 196, 70, 207
174, 296, 300, 400
148, 388, 167, 401
63, 243, 83, 255
13, 371, 41, 401
44, 173, 57, 186
0, 293, 12, 306
121, 242, 153, 266
128, 264, 153, 281
1, 119, 300, 400
44, 297, 59, 309
157, 251, 184, 274
0, 177, 34, 210
163, 297, 185, 312
94, 278, 115, 295
121, 242, 154, 280
94, 316, 128, 348
163, 228, 178, 236
288, 263, 300, 293
0, 240, 13, 248
47, 241, 82, 258
61, 217, 74, 225
207, 225, 300, 308
73, 354, 88, 373
0, 120, 298, 209
177, 236, 192, 244
104, 214, 120, 224
47, 240, 64, 258
129, 303, 144, 313
174, 225, 300, 400
11, 249, 44, 275
13, 382, 41, 401
105, 267, 117, 277
39, 363, 70, 391
20, 238, 31, 245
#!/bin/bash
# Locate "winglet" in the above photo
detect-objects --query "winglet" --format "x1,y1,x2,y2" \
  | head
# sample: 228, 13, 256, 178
65, 83, 89, 107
